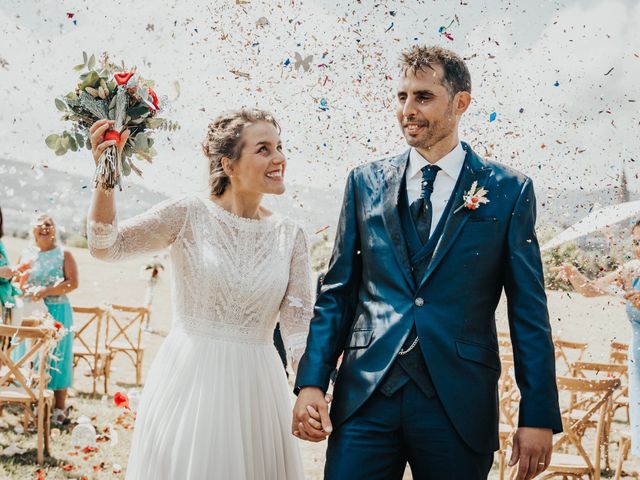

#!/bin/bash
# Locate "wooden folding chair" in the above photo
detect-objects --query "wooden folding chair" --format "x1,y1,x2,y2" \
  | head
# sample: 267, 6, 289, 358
609, 342, 630, 422
510, 376, 619, 480
569, 361, 627, 470
613, 431, 633, 480
499, 337, 514, 363
72, 306, 111, 395
0, 324, 57, 464
554, 338, 588, 376
497, 360, 519, 480
610, 342, 629, 363
105, 304, 148, 385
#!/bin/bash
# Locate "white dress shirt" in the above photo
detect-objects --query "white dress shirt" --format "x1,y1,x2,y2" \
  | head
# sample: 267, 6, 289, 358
405, 142, 466, 237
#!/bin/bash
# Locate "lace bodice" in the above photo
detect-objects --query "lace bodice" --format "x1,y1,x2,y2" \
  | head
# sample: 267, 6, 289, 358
87, 195, 313, 363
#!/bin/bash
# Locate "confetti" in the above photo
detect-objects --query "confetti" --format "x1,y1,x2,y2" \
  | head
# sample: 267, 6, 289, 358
489, 112, 497, 122
293, 52, 313, 72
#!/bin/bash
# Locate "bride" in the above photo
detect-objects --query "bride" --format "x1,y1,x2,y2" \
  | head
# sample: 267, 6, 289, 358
87, 109, 312, 479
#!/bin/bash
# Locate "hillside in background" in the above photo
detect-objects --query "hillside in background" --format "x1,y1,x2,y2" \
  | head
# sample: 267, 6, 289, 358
1, 158, 637, 242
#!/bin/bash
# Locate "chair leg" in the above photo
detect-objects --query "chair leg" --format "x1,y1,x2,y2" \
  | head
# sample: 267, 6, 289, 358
43, 402, 51, 456
498, 449, 505, 480
23, 405, 30, 430
103, 354, 111, 395
36, 400, 44, 465
604, 422, 611, 470
91, 360, 97, 397
136, 350, 144, 385
614, 437, 631, 480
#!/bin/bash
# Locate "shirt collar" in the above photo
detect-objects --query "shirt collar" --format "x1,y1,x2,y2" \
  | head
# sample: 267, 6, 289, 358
407, 142, 465, 181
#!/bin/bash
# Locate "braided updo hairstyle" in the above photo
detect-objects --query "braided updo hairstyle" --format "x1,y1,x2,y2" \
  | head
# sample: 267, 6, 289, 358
202, 109, 281, 197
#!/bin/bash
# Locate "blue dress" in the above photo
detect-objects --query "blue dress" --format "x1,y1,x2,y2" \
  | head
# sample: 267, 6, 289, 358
0, 240, 21, 316
21, 246, 74, 390
627, 271, 640, 454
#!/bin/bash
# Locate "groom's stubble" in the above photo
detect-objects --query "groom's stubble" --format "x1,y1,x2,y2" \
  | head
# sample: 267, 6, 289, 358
402, 99, 457, 152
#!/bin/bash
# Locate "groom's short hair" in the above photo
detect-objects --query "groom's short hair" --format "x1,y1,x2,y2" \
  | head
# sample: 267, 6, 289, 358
400, 45, 471, 100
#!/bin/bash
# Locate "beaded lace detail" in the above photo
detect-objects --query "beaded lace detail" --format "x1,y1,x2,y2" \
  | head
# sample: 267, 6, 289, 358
87, 195, 312, 362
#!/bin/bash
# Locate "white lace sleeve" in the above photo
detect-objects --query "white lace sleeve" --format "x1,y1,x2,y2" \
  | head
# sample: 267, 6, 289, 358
279, 226, 314, 368
87, 196, 190, 262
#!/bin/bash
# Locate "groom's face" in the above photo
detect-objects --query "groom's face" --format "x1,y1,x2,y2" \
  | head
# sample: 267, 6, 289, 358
396, 64, 458, 150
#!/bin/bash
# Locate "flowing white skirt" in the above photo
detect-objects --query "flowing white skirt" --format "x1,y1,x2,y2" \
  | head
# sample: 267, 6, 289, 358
125, 327, 305, 480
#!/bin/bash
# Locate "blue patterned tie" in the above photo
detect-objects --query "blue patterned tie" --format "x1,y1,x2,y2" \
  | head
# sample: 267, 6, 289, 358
410, 164, 441, 245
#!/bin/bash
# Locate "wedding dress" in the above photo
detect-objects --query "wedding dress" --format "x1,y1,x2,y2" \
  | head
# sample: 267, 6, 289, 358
88, 195, 312, 479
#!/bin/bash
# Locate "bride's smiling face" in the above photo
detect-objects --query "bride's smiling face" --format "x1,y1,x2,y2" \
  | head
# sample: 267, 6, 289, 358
226, 121, 286, 196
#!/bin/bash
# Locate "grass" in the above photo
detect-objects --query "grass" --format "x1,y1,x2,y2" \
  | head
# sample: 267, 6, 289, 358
0, 391, 135, 479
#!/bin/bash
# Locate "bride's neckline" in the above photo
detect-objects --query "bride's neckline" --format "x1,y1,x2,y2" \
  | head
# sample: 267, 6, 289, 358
201, 196, 279, 224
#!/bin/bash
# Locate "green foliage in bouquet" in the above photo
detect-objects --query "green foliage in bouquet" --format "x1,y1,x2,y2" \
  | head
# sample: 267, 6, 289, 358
46, 52, 179, 189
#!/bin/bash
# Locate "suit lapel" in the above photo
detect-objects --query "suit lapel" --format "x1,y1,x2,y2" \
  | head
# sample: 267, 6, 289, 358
380, 150, 415, 288
417, 144, 491, 290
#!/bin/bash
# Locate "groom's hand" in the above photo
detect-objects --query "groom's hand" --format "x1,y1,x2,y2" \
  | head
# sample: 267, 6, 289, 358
292, 387, 332, 442
509, 427, 552, 480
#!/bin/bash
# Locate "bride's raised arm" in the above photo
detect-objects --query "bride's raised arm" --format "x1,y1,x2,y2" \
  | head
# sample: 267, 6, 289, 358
88, 190, 190, 262
279, 227, 314, 372
87, 119, 190, 262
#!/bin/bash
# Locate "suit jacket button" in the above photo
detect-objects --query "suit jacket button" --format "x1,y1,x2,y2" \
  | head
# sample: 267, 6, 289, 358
414, 297, 425, 307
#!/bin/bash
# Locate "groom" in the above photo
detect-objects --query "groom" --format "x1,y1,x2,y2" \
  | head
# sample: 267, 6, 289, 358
293, 45, 562, 479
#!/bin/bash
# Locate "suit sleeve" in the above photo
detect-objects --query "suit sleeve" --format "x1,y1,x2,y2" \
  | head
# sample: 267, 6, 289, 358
504, 177, 563, 433
294, 169, 362, 393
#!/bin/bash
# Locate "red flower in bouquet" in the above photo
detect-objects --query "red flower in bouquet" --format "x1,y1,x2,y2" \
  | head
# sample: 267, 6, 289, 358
114, 71, 134, 86
103, 130, 121, 143
147, 88, 160, 110
114, 391, 129, 409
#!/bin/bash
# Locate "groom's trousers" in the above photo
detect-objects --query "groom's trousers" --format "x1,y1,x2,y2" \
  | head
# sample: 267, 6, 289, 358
324, 380, 494, 480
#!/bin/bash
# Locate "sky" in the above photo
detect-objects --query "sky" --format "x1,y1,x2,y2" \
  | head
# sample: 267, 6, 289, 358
0, 0, 638, 219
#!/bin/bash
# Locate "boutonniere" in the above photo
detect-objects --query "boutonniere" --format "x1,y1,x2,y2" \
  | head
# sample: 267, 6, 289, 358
454, 181, 490, 214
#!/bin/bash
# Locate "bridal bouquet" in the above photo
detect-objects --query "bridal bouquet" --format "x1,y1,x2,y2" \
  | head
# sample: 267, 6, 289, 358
46, 52, 179, 190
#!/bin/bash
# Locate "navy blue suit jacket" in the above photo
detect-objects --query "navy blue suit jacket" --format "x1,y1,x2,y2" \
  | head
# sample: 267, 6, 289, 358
295, 144, 562, 453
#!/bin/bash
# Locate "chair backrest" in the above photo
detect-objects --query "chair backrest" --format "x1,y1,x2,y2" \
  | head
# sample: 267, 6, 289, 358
554, 376, 620, 477
610, 342, 629, 365
72, 306, 105, 355
0, 325, 55, 401
571, 361, 627, 378
554, 338, 588, 375
105, 305, 148, 351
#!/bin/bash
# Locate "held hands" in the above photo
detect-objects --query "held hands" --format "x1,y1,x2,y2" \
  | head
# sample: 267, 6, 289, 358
292, 387, 333, 442
89, 119, 130, 166
509, 427, 552, 480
